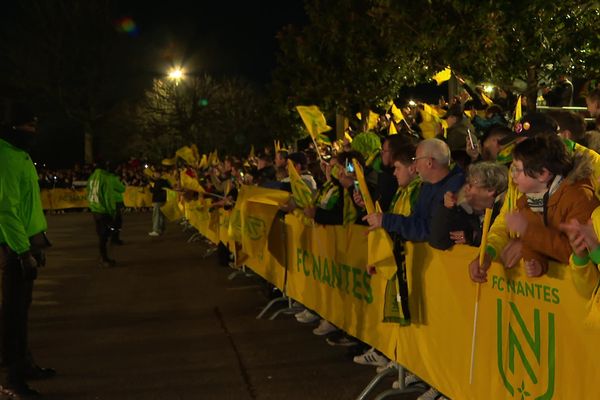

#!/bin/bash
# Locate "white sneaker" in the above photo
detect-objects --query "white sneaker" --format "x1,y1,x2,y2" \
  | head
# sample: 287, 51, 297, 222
312, 319, 338, 335
376, 360, 397, 373
417, 387, 443, 400
353, 348, 389, 367
295, 310, 319, 323
148, 231, 160, 236
325, 335, 359, 347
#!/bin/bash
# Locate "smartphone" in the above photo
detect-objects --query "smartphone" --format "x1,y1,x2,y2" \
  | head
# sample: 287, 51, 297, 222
346, 160, 355, 174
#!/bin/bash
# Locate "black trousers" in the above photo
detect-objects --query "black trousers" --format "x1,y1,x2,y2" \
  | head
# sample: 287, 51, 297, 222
112, 202, 124, 242
93, 212, 114, 261
0, 247, 34, 384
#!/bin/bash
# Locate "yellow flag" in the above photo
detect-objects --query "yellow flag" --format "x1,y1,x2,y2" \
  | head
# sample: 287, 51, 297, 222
481, 92, 494, 106
353, 159, 375, 214
515, 95, 522, 122
389, 122, 398, 135
176, 145, 199, 166
344, 132, 353, 143
143, 166, 155, 178
432, 67, 452, 85
162, 156, 177, 166
208, 150, 219, 166
181, 173, 204, 193
367, 110, 379, 131
199, 154, 208, 169
421, 103, 441, 122
191, 144, 200, 163
222, 179, 231, 198
389, 102, 405, 123
287, 159, 314, 208
296, 105, 332, 143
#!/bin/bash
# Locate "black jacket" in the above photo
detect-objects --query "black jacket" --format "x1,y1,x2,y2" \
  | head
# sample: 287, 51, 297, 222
151, 179, 170, 203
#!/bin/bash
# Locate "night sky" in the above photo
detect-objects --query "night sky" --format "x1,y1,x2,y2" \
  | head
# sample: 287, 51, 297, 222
116, 0, 308, 84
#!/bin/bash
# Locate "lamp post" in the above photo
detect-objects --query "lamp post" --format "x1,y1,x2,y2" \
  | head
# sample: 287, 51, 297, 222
167, 66, 184, 85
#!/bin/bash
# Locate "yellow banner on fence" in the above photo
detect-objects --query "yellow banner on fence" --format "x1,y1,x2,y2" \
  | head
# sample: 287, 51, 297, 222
41, 188, 88, 210
181, 191, 600, 399
246, 211, 598, 400
123, 186, 153, 208
41, 187, 153, 210
228, 186, 290, 258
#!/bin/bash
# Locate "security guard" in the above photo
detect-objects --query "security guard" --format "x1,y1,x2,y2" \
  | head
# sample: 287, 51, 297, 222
87, 162, 125, 266
0, 103, 55, 397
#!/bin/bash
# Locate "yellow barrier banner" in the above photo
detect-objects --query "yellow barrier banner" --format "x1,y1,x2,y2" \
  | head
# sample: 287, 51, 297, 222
123, 186, 153, 208
41, 187, 152, 210
161, 188, 184, 221
277, 213, 598, 399
186, 199, 220, 245
284, 214, 397, 360
41, 188, 88, 210
228, 186, 290, 258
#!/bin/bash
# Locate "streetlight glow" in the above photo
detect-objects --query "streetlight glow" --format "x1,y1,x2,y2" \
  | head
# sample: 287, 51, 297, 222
483, 84, 494, 94
408, 100, 417, 107
168, 67, 184, 81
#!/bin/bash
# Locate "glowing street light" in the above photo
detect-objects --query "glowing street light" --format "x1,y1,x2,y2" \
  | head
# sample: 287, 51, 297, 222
408, 100, 417, 107
167, 67, 184, 83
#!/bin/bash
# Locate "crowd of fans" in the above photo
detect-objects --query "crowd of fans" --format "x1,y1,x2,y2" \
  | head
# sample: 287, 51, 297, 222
161, 85, 600, 400
39, 81, 600, 399
37, 158, 151, 189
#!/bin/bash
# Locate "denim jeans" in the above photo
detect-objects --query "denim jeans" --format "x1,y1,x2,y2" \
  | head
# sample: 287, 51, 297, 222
152, 202, 165, 233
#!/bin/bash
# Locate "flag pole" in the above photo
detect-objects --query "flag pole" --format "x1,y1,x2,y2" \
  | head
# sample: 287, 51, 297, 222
310, 122, 325, 163
469, 207, 493, 385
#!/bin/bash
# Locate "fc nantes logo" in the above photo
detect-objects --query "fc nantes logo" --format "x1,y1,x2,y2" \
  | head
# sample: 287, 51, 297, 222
244, 216, 265, 240
497, 299, 555, 399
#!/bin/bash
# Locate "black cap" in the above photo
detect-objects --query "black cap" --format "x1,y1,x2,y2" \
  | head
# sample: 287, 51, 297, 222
287, 152, 308, 169
498, 112, 559, 146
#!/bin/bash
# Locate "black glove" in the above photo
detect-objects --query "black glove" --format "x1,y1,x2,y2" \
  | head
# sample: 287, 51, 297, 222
18, 251, 38, 281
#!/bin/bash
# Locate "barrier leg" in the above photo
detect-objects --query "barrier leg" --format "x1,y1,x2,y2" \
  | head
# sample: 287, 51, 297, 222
268, 296, 303, 320
356, 364, 423, 400
256, 296, 289, 319
227, 269, 246, 281
187, 232, 202, 243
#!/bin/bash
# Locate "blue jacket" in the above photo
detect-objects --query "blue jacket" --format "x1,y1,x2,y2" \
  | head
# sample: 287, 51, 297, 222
381, 165, 465, 242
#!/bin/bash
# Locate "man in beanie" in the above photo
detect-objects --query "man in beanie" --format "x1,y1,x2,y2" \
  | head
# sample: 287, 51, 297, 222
0, 101, 56, 396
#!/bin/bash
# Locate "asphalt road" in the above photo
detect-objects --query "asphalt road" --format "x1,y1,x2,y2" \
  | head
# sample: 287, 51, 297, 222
14, 211, 418, 400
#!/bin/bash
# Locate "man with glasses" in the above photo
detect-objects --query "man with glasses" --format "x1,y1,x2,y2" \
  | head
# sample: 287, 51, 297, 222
363, 138, 464, 242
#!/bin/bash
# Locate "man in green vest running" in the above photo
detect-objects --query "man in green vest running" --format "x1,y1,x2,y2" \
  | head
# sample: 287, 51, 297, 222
87, 162, 125, 267
0, 103, 56, 397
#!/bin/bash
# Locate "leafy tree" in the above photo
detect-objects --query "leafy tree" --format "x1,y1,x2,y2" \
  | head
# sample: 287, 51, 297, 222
372, 0, 600, 110
129, 74, 273, 161
272, 0, 412, 132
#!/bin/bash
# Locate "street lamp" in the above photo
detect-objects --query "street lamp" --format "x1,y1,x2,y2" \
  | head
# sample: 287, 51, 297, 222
167, 66, 185, 83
